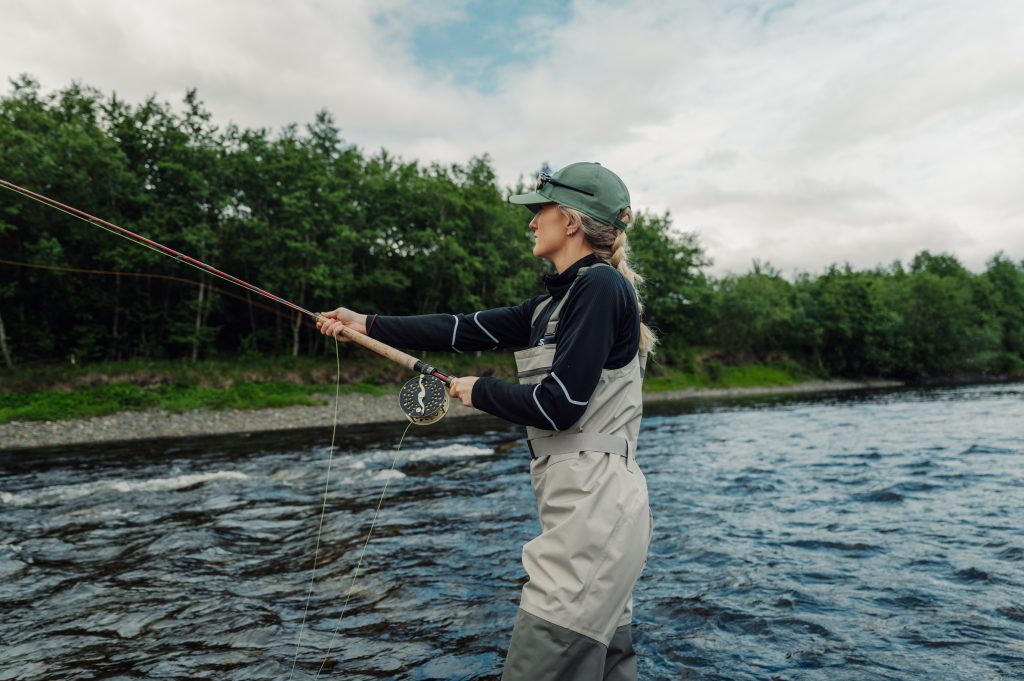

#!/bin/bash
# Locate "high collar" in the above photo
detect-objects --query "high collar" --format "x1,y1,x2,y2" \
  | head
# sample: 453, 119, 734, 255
542, 254, 603, 299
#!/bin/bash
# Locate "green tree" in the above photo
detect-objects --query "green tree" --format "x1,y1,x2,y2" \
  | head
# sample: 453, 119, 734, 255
889, 252, 999, 376
227, 114, 360, 356
0, 76, 133, 361
978, 253, 1024, 372
799, 266, 902, 376
3, 75, 1021, 383
715, 262, 796, 359
628, 212, 713, 358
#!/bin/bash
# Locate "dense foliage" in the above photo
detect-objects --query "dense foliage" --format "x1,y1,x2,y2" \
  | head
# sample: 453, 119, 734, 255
1, 78, 1022, 381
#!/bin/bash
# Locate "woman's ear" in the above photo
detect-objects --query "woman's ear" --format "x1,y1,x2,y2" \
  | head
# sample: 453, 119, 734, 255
565, 211, 581, 236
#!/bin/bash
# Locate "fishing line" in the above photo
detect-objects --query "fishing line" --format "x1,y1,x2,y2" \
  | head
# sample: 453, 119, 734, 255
288, 337, 344, 678
0, 258, 312, 325
286, 344, 417, 678
2, 179, 454, 675
0, 180, 316, 318
1, 179, 459, 392
315, 420, 414, 679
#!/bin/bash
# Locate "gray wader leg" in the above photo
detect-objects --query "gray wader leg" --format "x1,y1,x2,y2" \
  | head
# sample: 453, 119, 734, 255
501, 610, 639, 681
603, 624, 638, 681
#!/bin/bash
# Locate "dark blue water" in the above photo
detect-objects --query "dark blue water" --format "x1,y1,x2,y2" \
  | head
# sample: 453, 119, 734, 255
1, 382, 1022, 679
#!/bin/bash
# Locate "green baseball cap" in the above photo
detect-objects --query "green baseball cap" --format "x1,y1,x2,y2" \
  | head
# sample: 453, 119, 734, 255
509, 162, 631, 230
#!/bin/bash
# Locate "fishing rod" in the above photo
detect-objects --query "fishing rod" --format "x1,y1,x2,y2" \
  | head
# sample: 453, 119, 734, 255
0, 178, 452, 425
0, 256, 325, 323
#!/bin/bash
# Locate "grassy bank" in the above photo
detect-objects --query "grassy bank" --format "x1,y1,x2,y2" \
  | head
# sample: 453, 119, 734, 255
0, 352, 515, 424
643, 358, 814, 392
0, 353, 818, 424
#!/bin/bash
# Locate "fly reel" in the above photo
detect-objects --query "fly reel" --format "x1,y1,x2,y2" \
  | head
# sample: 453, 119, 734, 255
398, 375, 450, 426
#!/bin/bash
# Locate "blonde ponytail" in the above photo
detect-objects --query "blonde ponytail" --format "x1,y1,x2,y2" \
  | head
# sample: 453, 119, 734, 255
559, 206, 658, 353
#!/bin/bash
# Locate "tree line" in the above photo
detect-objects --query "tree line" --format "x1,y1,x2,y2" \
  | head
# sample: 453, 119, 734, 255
1, 77, 1022, 380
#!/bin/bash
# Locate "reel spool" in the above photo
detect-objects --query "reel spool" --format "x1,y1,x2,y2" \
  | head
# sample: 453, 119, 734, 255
398, 375, 450, 426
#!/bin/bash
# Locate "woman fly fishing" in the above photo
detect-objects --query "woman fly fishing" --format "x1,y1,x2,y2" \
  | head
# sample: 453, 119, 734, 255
317, 161, 655, 681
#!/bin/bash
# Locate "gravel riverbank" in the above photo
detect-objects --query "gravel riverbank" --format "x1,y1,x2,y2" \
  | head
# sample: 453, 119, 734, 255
0, 379, 902, 451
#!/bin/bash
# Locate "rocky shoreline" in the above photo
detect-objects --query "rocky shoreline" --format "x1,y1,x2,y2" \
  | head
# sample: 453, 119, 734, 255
0, 379, 903, 451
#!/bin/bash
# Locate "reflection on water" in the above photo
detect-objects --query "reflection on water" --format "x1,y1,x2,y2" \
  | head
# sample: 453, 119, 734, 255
1, 383, 1023, 679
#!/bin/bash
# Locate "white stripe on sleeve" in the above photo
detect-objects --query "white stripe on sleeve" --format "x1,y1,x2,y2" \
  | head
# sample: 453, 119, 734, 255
551, 371, 588, 406
532, 384, 560, 431
473, 311, 500, 348
450, 315, 462, 353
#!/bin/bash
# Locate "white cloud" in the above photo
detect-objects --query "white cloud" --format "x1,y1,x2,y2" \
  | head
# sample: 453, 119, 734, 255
2, 0, 1022, 275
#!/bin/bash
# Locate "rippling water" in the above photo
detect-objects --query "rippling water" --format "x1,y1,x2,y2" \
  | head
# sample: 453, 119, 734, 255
2, 382, 1023, 680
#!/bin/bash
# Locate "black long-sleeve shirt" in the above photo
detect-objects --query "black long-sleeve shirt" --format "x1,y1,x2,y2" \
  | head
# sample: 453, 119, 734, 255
368, 254, 641, 430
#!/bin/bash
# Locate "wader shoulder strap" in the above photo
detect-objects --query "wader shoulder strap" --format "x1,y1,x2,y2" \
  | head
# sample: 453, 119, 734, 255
539, 262, 615, 338
530, 296, 554, 326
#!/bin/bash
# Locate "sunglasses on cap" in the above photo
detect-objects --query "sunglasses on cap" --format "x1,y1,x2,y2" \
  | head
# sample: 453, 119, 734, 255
536, 173, 594, 197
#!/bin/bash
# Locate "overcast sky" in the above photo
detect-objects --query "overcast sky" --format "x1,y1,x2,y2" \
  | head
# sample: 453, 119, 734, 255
3, 0, 1022, 276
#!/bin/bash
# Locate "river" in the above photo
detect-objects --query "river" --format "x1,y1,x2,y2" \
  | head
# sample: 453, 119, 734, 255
1, 382, 1022, 679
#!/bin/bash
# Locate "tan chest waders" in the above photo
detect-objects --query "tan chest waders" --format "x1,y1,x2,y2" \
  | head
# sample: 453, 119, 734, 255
501, 265, 653, 681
